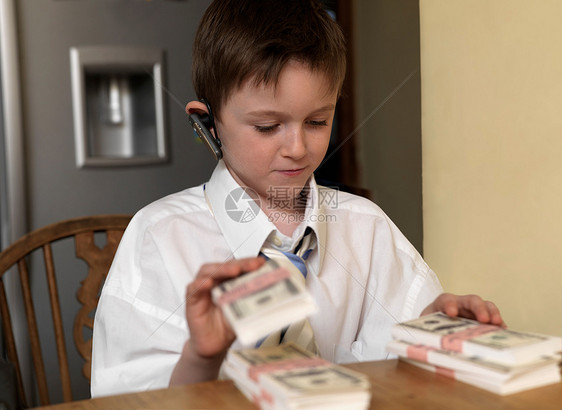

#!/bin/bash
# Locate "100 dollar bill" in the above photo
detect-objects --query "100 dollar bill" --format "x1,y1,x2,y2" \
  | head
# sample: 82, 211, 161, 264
212, 260, 317, 345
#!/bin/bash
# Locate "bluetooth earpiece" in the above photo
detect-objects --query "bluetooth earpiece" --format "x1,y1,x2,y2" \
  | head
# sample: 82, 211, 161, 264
187, 98, 223, 160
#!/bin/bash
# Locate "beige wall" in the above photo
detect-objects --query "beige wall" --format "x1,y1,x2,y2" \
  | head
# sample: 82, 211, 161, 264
421, 0, 562, 336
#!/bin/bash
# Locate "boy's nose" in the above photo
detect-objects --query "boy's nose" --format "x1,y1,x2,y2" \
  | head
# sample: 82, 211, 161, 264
281, 126, 307, 159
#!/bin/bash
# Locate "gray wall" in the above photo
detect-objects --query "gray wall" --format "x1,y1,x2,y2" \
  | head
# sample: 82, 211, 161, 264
355, 0, 423, 253
15, 0, 212, 403
18, 0, 215, 228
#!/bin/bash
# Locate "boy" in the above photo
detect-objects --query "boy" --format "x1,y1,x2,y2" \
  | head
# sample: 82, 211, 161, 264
91, 0, 503, 396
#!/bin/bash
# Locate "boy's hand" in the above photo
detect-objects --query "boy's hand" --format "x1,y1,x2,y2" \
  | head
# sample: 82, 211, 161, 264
170, 257, 265, 386
421, 293, 506, 327
185, 257, 266, 357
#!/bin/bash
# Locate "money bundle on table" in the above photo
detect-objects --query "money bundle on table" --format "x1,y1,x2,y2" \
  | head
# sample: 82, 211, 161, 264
387, 312, 562, 395
224, 343, 371, 410
212, 259, 317, 345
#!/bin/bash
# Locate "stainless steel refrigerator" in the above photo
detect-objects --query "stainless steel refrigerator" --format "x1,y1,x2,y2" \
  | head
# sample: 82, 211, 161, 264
0, 0, 213, 403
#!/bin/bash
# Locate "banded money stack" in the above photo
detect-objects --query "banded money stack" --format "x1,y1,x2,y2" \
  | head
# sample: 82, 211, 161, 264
387, 312, 562, 395
212, 259, 317, 346
224, 343, 371, 409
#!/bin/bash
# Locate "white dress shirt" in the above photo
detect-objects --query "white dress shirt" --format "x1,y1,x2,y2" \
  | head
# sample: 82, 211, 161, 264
91, 161, 443, 397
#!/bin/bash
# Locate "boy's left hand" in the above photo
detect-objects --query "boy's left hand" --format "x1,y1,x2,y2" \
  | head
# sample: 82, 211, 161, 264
421, 293, 506, 327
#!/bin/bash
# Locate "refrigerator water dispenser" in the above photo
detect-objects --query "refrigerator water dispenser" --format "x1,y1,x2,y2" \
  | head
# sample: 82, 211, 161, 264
70, 46, 167, 167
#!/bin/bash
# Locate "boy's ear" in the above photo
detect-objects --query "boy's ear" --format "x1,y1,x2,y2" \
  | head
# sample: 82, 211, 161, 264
185, 100, 209, 115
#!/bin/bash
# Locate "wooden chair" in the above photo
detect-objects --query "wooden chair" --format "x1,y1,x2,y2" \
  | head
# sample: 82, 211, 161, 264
0, 214, 132, 407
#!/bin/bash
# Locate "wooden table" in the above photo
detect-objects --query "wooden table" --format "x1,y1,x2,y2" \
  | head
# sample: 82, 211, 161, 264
35, 359, 562, 409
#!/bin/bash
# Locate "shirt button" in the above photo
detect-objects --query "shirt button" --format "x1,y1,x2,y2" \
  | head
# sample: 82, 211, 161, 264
273, 236, 283, 247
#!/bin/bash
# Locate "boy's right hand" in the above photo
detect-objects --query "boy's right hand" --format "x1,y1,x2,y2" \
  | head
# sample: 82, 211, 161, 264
169, 257, 265, 386
185, 256, 266, 357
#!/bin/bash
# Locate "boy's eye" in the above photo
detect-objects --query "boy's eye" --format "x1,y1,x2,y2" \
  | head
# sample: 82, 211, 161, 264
254, 124, 278, 133
254, 120, 328, 133
308, 120, 328, 127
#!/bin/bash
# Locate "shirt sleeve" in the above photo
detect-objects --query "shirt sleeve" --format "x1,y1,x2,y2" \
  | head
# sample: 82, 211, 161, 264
90, 215, 188, 397
352, 214, 443, 362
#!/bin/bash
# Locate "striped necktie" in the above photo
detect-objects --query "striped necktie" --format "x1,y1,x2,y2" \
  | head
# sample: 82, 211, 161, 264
257, 228, 318, 354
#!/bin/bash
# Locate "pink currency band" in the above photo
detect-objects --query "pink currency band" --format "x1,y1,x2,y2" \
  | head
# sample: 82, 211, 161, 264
406, 344, 433, 362
216, 267, 291, 306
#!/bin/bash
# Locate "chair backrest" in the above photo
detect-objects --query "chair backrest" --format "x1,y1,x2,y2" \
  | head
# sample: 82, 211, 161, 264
0, 214, 132, 407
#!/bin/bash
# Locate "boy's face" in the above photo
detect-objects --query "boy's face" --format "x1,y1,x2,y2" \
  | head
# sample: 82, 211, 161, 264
217, 61, 337, 209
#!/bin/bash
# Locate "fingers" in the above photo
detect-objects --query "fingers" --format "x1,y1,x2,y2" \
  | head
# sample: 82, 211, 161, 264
424, 293, 506, 327
456, 295, 505, 326
433, 293, 460, 317
483, 300, 506, 327
186, 257, 265, 304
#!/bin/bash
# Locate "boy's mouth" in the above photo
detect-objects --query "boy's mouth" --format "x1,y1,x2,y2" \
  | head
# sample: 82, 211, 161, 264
277, 167, 306, 177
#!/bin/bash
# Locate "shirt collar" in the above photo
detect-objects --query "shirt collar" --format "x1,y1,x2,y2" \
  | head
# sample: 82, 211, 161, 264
204, 161, 327, 270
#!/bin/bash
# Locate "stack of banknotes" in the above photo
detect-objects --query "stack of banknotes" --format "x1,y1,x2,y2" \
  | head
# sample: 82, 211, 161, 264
387, 312, 562, 395
212, 259, 317, 345
224, 343, 371, 410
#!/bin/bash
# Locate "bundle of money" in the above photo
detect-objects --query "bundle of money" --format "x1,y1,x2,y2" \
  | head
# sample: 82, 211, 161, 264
212, 259, 317, 345
387, 312, 562, 395
224, 343, 371, 409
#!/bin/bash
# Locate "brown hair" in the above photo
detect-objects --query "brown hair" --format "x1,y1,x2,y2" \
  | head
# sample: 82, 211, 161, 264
192, 0, 346, 119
